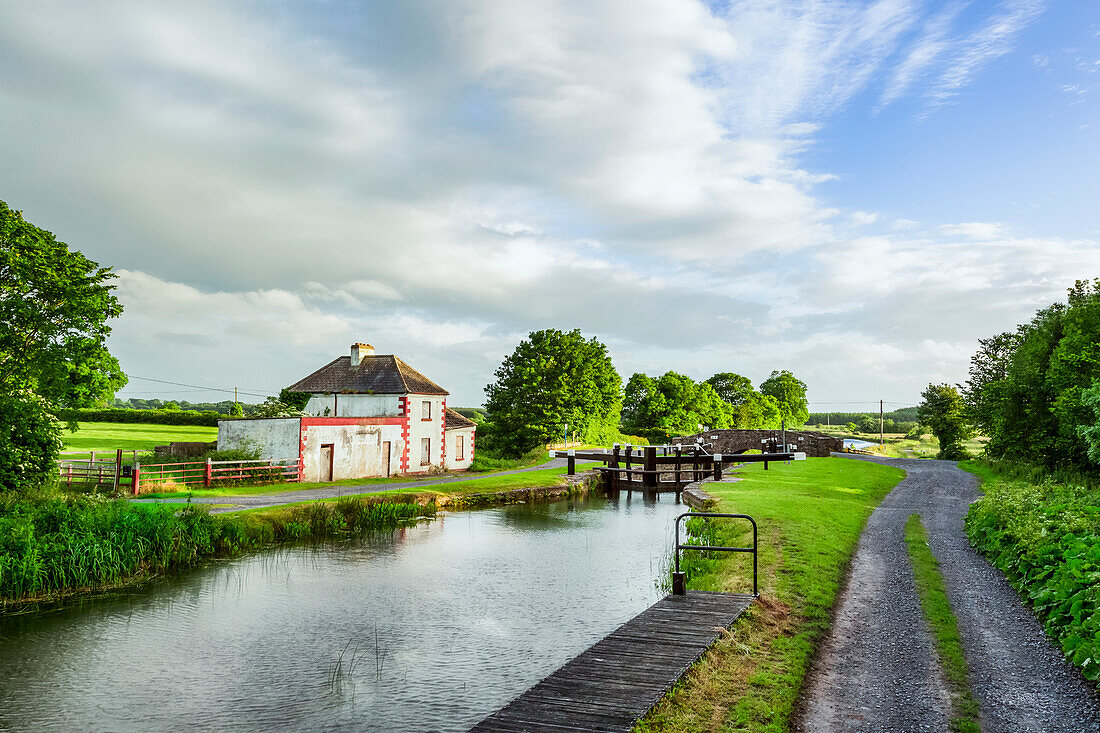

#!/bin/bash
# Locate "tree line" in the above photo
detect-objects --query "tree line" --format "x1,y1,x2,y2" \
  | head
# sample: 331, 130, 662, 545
479, 329, 809, 456
916, 279, 1100, 466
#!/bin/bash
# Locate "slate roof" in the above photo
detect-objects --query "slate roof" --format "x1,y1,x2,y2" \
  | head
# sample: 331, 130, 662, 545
287, 355, 449, 395
444, 408, 476, 430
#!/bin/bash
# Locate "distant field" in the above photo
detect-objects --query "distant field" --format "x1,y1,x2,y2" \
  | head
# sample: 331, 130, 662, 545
61, 422, 219, 452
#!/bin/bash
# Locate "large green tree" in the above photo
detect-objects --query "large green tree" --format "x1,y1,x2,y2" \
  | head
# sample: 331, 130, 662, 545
0, 201, 126, 492
622, 371, 732, 435
759, 370, 809, 427
917, 383, 971, 460
706, 371, 784, 429
963, 280, 1100, 468
483, 329, 621, 456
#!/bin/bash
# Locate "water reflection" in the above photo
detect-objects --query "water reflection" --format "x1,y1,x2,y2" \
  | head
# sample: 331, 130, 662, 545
0, 494, 684, 732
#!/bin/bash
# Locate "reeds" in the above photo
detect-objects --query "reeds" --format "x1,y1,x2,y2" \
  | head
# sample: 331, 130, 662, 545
0, 494, 434, 606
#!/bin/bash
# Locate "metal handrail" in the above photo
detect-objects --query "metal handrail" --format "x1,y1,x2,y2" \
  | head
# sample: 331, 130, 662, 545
673, 512, 758, 597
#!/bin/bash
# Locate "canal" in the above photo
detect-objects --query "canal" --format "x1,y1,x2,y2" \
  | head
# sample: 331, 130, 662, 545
0, 493, 685, 732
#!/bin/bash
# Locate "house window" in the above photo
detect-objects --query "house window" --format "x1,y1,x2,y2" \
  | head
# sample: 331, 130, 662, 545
422, 400, 432, 421
421, 437, 431, 466
456, 435, 464, 460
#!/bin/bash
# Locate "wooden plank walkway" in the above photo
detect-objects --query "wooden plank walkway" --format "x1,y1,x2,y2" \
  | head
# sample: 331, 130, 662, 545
470, 590, 755, 732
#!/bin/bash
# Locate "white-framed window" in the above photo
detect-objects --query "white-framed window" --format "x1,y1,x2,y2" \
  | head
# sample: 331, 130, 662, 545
456, 434, 464, 460
422, 400, 432, 421
421, 437, 431, 466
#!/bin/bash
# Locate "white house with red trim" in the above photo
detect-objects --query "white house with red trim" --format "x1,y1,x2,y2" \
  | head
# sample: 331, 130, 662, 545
217, 343, 476, 482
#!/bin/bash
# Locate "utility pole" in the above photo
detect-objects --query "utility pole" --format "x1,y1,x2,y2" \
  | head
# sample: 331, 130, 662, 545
880, 399, 884, 448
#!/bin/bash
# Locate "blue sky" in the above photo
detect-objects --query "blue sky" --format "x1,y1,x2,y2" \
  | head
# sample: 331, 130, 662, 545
1, 1, 1098, 410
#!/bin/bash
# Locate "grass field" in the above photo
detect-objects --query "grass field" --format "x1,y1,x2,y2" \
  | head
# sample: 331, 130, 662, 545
636, 456, 905, 732
806, 425, 988, 459
62, 422, 219, 452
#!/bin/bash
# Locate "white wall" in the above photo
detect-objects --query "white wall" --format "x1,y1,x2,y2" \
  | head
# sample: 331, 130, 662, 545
300, 422, 406, 482
217, 419, 300, 461
303, 393, 401, 418
405, 395, 447, 473
444, 427, 476, 471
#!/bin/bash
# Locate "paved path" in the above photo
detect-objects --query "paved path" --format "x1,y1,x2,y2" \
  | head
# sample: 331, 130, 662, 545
795, 456, 1100, 733
133, 457, 569, 513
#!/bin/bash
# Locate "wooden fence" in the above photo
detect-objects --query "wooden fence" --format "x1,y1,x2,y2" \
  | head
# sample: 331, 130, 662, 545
133, 459, 301, 494
57, 455, 301, 495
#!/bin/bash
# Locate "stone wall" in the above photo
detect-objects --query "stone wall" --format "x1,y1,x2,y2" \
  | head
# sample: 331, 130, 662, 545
670, 428, 842, 458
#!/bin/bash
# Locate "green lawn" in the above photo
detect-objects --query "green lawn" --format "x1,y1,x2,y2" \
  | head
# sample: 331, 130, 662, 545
636, 456, 905, 733
62, 422, 219, 452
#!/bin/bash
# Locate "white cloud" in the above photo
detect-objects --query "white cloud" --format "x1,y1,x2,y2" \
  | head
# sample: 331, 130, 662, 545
851, 210, 880, 226
926, 0, 1047, 110
937, 222, 1005, 239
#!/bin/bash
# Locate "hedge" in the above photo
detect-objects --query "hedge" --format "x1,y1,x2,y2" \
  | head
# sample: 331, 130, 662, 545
55, 408, 222, 427
965, 463, 1100, 687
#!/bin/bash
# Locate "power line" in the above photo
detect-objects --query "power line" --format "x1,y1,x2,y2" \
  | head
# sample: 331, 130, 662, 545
124, 375, 274, 399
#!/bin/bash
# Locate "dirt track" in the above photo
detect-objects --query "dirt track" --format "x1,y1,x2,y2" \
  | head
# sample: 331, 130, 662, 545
794, 456, 1100, 733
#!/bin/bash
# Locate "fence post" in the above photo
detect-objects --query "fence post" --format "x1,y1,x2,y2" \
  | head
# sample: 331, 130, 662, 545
567, 449, 575, 476
133, 462, 141, 495
713, 454, 723, 481
205, 458, 212, 487
643, 446, 657, 490
674, 446, 681, 487
114, 448, 122, 493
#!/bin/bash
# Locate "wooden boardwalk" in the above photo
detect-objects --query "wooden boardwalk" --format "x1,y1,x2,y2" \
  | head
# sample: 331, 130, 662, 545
470, 590, 755, 732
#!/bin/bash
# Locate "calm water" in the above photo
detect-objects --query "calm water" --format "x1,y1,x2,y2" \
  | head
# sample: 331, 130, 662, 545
0, 494, 685, 732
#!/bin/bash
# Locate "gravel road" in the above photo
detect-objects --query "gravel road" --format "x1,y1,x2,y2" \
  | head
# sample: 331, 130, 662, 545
132, 457, 569, 513
794, 456, 1100, 733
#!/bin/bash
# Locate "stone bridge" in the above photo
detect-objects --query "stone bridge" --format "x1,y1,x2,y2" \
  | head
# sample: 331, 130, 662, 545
671, 428, 842, 458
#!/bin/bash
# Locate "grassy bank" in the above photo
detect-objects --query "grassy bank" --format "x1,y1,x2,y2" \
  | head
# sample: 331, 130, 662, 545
636, 456, 905, 732
62, 422, 218, 452
0, 493, 432, 610
904, 514, 981, 733
960, 459, 1100, 688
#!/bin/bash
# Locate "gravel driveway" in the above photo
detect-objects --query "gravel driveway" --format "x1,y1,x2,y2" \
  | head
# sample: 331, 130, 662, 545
133, 457, 569, 513
794, 456, 1100, 733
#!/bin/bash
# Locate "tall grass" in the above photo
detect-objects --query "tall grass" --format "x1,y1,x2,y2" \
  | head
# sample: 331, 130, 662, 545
0, 493, 432, 607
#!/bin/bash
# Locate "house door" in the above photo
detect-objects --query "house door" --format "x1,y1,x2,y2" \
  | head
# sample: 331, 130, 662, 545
320, 444, 334, 482
382, 441, 391, 477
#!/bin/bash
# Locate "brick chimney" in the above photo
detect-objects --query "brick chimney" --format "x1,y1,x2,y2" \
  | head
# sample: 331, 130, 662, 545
350, 343, 375, 366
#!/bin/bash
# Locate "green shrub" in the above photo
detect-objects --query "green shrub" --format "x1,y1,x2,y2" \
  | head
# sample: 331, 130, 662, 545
0, 391, 63, 495
55, 408, 222, 427
965, 463, 1100, 686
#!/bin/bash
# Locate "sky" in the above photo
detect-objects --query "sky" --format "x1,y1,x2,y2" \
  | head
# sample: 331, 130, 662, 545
2, 0, 1098, 411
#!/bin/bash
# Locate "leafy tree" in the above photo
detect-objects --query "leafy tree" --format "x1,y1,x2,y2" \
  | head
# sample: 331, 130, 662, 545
962, 330, 1021, 435
483, 329, 621, 456
731, 390, 782, 429
254, 397, 305, 418
278, 388, 312, 412
1080, 379, 1100, 464
759, 370, 809, 427
622, 371, 734, 435
0, 391, 63, 494
857, 415, 878, 434
917, 383, 971, 460
1, 201, 126, 492
0, 201, 125, 406
706, 372, 755, 406
230, 402, 245, 418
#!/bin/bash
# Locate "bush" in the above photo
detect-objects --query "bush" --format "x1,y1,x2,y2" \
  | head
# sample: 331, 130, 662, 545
965, 462, 1100, 686
0, 392, 63, 495
54, 407, 222, 427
